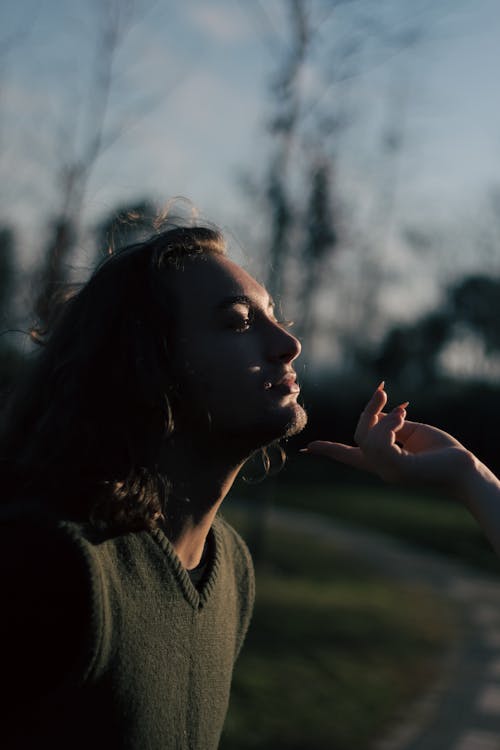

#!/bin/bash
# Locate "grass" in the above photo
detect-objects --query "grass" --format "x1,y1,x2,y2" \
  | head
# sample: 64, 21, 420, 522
278, 482, 500, 573
220, 512, 455, 750
233, 472, 500, 574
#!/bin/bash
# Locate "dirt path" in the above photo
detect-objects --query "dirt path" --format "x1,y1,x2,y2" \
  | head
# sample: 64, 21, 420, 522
265, 506, 500, 750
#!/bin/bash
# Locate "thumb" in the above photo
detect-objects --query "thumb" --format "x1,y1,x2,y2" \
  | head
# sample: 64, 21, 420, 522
305, 441, 369, 471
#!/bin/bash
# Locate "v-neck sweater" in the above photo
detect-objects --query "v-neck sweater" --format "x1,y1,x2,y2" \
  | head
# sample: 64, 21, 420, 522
2, 512, 254, 750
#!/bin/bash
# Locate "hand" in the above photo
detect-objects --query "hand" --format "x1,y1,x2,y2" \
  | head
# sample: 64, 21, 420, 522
304, 383, 475, 494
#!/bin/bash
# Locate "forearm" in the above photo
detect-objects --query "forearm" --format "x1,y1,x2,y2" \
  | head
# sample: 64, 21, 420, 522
461, 454, 500, 558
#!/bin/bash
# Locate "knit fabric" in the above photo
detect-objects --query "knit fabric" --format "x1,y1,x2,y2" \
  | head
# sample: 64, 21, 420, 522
2, 511, 254, 750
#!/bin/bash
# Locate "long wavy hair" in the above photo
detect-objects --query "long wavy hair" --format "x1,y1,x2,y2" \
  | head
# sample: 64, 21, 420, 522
0, 224, 226, 530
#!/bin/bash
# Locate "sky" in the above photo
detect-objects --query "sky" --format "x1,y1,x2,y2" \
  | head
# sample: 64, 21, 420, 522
2, 0, 500, 364
1, 1, 274, 246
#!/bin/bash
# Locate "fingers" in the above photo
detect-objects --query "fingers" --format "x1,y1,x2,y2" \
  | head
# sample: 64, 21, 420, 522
376, 403, 408, 441
305, 441, 370, 471
354, 381, 387, 445
357, 398, 407, 450
303, 385, 470, 492
302, 384, 412, 481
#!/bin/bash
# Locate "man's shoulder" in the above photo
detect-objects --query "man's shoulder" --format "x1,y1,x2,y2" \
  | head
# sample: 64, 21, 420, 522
214, 514, 250, 552
214, 514, 254, 578
1, 498, 92, 550
0, 498, 97, 580
213, 515, 255, 654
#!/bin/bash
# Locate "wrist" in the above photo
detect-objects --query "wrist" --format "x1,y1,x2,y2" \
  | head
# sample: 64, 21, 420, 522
459, 450, 500, 510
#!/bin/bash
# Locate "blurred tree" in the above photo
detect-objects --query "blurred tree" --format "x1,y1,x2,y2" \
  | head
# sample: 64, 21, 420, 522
0, 225, 15, 322
0, 225, 24, 392
249, 0, 437, 373
32, 0, 146, 327
298, 158, 337, 355
449, 275, 500, 353
374, 311, 451, 388
265, 0, 311, 301
373, 273, 500, 388
34, 217, 76, 326
353, 69, 413, 348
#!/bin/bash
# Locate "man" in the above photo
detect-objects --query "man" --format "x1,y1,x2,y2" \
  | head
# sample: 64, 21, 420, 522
0, 224, 306, 749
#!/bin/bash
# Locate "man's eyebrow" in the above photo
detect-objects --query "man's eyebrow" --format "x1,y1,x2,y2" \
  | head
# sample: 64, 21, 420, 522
217, 294, 275, 310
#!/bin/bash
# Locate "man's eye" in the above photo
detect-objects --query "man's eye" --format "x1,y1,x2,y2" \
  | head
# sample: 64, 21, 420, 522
234, 317, 251, 331
229, 315, 251, 332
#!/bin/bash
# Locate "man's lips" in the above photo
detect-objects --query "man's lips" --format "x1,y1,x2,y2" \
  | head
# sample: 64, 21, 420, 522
264, 373, 300, 394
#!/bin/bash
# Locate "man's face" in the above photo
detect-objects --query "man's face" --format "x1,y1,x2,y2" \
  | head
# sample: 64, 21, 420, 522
169, 253, 307, 453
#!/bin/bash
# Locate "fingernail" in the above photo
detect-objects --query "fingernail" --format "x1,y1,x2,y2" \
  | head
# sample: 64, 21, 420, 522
377, 380, 385, 391
391, 404, 406, 413
399, 401, 409, 408
299, 448, 309, 453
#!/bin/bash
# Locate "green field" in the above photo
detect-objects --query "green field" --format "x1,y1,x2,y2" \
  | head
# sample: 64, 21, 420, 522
275, 482, 500, 573
220, 514, 455, 750
233, 469, 500, 573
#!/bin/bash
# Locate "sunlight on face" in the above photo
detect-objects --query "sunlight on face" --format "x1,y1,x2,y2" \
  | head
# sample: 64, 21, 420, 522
169, 254, 307, 450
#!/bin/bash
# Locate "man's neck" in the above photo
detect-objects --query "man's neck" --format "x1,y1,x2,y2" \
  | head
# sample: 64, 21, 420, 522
160, 438, 245, 570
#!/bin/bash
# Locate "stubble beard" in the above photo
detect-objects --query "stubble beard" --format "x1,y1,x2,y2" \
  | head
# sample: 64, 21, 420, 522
251, 401, 308, 449
172, 397, 308, 462
281, 402, 308, 439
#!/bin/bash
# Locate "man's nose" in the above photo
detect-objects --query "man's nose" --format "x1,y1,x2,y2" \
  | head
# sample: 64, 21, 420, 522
269, 325, 301, 363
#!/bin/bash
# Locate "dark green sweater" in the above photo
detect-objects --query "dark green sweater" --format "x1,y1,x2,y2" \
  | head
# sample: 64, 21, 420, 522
2, 511, 254, 750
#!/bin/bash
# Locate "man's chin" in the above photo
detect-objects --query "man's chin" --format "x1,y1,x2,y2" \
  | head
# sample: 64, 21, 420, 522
258, 401, 308, 444
282, 402, 308, 438
206, 403, 308, 455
